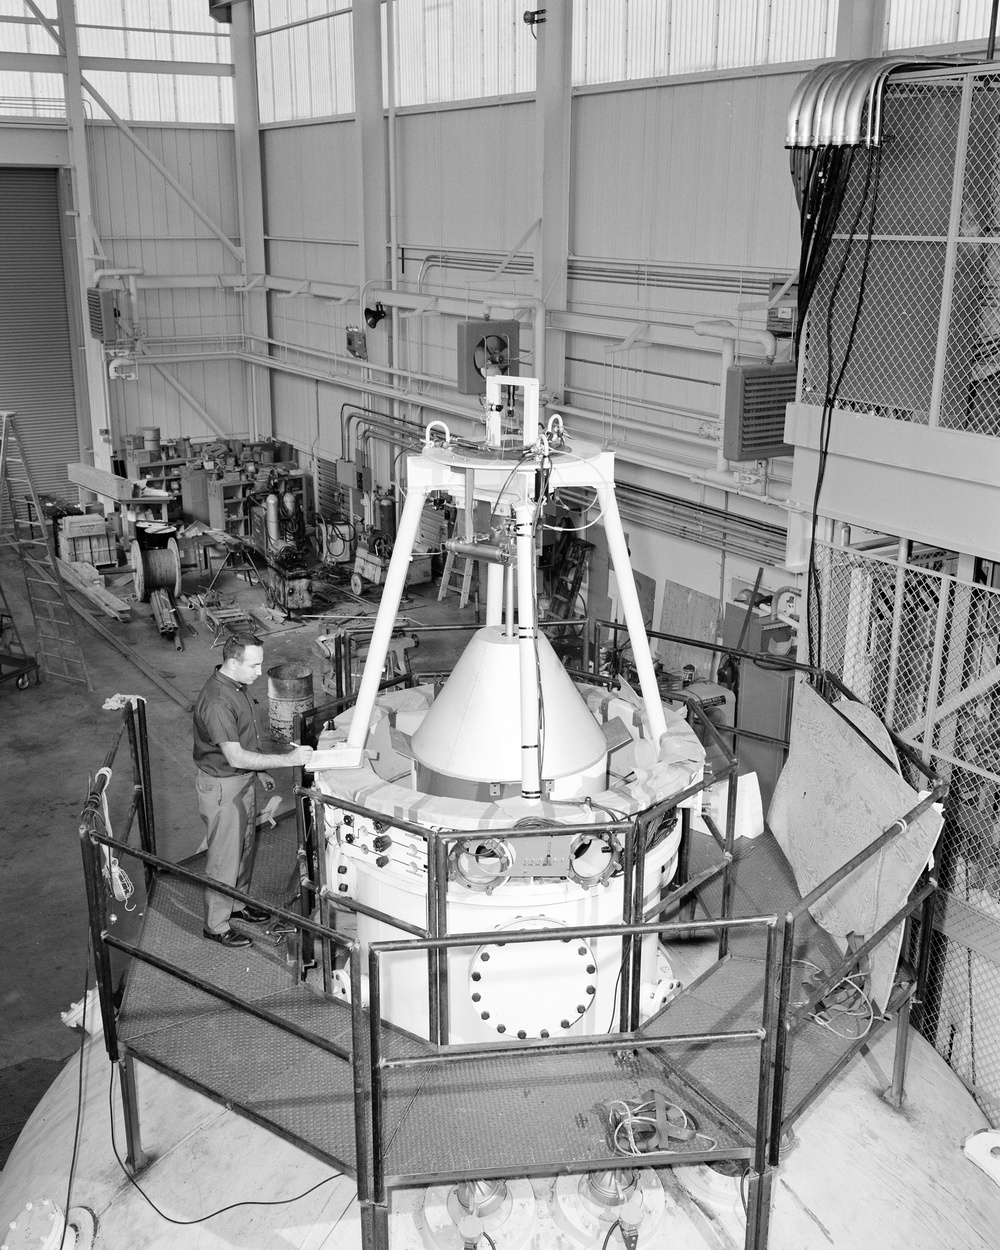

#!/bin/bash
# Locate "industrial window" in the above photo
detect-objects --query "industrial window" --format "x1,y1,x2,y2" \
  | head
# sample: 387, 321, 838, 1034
885, 0, 996, 50
254, 4, 354, 124
0, 0, 233, 123
572, 0, 839, 86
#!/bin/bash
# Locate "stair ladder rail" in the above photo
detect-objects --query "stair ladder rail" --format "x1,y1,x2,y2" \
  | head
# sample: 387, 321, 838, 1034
547, 536, 594, 620
0, 413, 92, 689
436, 548, 476, 609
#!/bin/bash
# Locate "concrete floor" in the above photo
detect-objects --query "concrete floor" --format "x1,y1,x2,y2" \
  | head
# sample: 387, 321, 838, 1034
0, 542, 474, 1167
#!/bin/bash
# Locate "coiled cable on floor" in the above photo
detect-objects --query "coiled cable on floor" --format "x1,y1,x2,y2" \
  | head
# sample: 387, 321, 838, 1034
130, 538, 181, 602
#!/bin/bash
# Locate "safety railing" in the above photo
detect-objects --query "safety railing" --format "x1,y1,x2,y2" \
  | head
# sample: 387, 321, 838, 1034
291, 690, 739, 1042
78, 702, 373, 1192
363, 911, 784, 1249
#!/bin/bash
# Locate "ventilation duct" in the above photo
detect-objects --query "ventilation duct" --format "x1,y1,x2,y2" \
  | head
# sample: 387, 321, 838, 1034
785, 57, 947, 149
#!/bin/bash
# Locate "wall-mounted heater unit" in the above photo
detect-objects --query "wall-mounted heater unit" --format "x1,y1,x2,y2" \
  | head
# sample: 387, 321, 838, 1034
87, 287, 118, 344
723, 362, 796, 461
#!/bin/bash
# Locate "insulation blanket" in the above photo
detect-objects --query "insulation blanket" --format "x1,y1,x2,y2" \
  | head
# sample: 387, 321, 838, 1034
768, 682, 942, 1012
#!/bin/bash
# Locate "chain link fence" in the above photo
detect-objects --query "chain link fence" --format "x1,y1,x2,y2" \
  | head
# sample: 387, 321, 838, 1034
813, 542, 1000, 1123
801, 68, 1000, 438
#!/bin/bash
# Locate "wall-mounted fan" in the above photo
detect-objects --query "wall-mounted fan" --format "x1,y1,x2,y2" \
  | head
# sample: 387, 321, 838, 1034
456, 319, 520, 394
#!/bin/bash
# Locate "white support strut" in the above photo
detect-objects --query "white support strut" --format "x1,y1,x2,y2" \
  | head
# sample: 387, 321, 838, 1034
594, 481, 668, 747
515, 502, 542, 800
346, 483, 429, 752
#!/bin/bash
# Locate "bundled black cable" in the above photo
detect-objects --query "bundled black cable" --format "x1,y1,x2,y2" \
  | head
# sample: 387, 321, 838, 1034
804, 144, 884, 667
791, 145, 856, 360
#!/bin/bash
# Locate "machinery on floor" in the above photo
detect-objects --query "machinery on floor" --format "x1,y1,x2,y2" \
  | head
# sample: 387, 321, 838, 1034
313, 377, 704, 1051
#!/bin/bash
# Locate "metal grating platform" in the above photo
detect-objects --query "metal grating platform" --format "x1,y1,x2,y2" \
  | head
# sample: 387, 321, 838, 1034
116, 822, 430, 1177
378, 1043, 750, 1186
641, 831, 877, 1139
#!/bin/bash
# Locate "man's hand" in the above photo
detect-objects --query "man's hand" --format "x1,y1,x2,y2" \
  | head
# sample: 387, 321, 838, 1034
289, 744, 314, 768
258, 771, 276, 792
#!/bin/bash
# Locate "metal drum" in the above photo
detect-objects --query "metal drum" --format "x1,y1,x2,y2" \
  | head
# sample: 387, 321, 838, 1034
267, 663, 313, 742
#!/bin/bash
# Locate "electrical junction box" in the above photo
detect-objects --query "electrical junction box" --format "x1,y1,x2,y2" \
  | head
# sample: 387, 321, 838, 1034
456, 319, 519, 394
766, 281, 798, 338
346, 326, 368, 361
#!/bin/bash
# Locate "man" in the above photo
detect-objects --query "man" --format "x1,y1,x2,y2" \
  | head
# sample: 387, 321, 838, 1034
193, 632, 313, 948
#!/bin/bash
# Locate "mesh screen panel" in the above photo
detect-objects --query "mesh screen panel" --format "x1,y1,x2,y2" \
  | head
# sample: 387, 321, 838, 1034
800, 70, 1000, 439
813, 544, 1000, 1125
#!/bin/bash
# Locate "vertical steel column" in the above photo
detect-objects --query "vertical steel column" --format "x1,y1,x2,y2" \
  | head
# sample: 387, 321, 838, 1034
118, 1053, 149, 1172
53, 0, 113, 470
928, 73, 974, 429
230, 0, 272, 440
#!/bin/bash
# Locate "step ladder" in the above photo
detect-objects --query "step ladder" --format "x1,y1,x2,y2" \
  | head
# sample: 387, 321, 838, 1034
546, 537, 594, 620
0, 413, 92, 689
437, 549, 476, 609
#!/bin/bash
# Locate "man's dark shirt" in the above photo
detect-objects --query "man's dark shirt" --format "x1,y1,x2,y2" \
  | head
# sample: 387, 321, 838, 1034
193, 667, 258, 777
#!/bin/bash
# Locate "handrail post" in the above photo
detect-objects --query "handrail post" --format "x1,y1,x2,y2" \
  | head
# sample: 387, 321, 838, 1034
619, 817, 636, 1032
308, 794, 329, 990
78, 821, 120, 1062
718, 768, 738, 959
628, 816, 647, 1030
124, 704, 153, 892
767, 915, 796, 1168
118, 1052, 150, 1172
134, 698, 156, 859
435, 834, 450, 1042
350, 944, 373, 1213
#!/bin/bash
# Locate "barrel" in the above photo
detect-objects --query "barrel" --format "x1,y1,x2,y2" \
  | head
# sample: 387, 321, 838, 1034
267, 663, 314, 743
141, 426, 161, 456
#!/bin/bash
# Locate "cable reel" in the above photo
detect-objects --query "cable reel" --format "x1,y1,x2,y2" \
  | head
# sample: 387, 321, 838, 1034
449, 837, 514, 893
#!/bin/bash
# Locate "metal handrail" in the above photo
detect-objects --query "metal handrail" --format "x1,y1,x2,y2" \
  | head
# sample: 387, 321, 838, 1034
366, 912, 782, 1206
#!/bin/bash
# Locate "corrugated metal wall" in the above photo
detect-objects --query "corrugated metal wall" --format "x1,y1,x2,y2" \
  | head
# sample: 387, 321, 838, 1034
85, 122, 248, 441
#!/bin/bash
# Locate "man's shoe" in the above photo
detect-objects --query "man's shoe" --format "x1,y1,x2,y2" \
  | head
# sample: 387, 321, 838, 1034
231, 906, 270, 924
203, 927, 252, 948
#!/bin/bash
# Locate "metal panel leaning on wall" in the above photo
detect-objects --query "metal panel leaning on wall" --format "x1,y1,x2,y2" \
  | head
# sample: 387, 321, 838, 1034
0, 166, 82, 509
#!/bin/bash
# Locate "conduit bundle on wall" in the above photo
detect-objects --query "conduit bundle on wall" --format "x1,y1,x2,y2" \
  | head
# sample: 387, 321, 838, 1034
785, 57, 947, 356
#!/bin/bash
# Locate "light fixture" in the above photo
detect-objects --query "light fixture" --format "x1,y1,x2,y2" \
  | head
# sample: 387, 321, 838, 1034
364, 302, 387, 329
